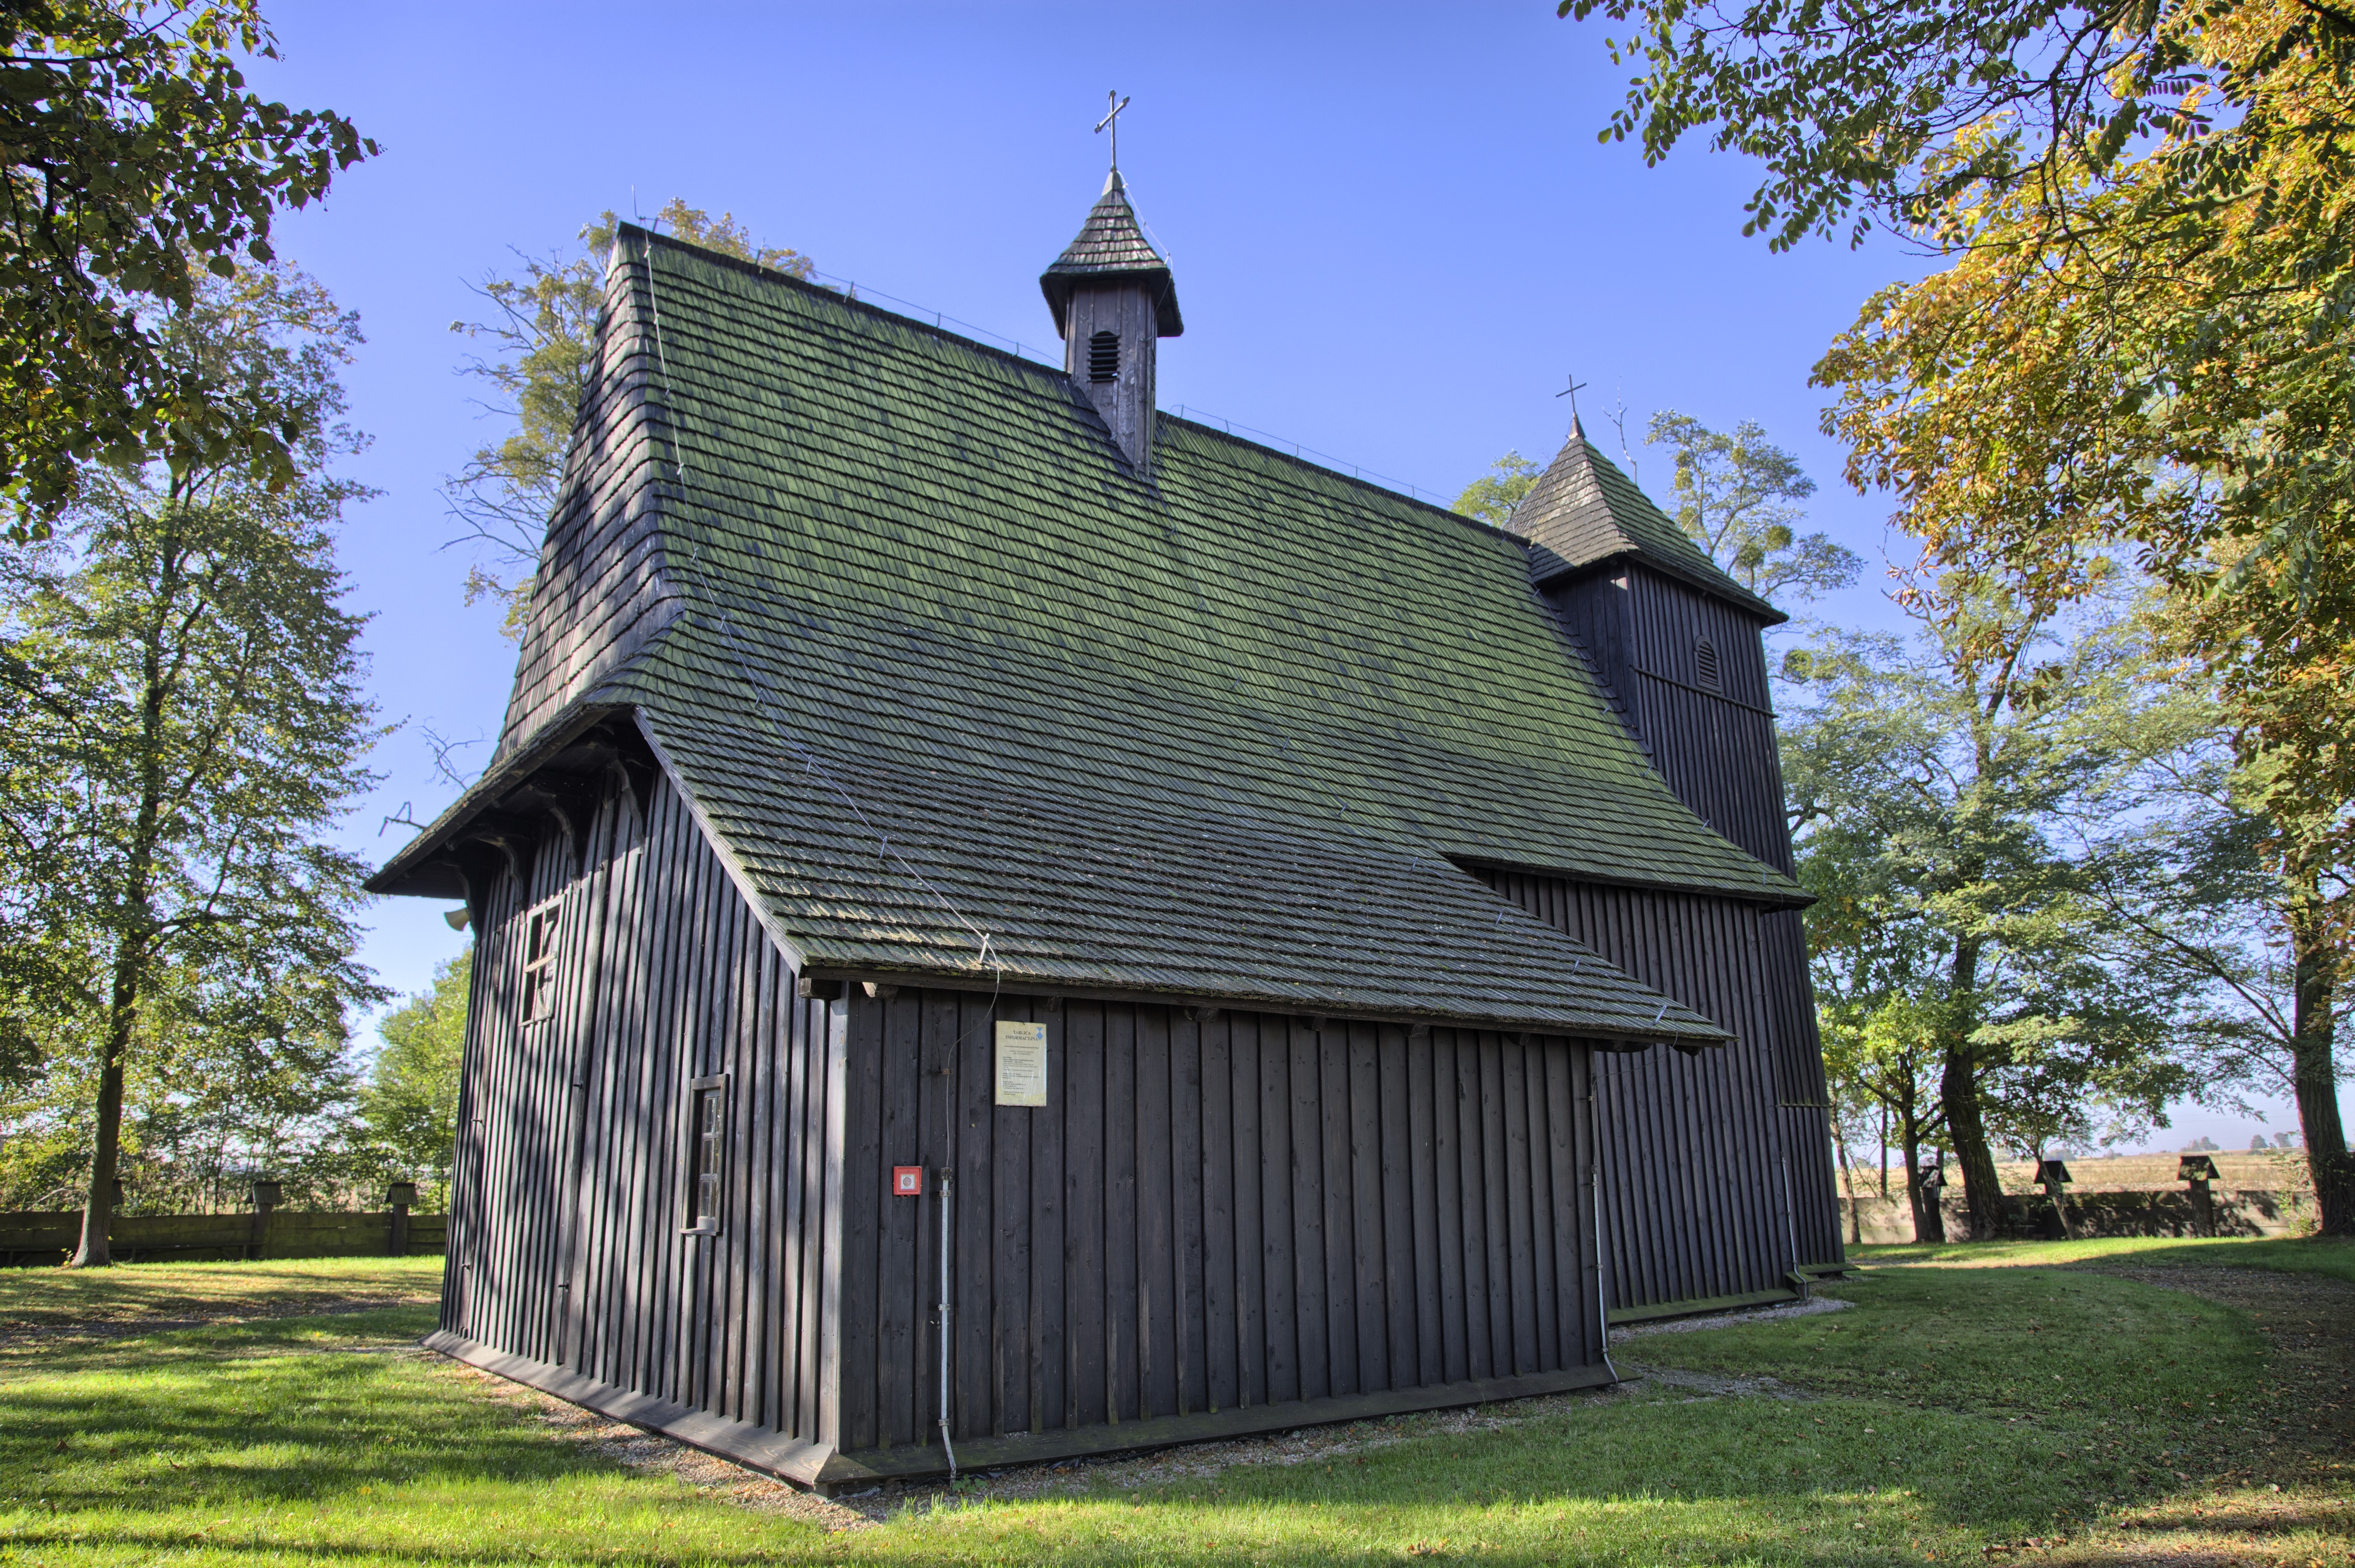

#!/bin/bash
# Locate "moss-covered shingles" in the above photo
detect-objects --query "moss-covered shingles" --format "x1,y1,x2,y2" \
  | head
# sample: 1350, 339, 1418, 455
587, 232, 1793, 1030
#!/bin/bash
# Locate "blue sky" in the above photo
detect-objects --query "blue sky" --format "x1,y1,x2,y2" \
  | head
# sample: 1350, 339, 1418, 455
244, 1, 2319, 1151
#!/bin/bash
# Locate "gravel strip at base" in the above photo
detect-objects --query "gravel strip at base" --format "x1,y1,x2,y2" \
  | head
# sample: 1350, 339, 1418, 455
1610, 1295, 1853, 1340
434, 1294, 1857, 1523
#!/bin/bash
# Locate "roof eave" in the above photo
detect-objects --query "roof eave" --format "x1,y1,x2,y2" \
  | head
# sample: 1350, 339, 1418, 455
364, 700, 634, 897
1037, 266, 1185, 339
1529, 546, 1791, 627
799, 961, 1734, 1048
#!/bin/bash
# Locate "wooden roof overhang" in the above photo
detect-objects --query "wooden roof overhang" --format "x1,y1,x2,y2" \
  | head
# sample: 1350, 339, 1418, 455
797, 965, 1721, 1054
365, 702, 646, 910
1526, 544, 1792, 629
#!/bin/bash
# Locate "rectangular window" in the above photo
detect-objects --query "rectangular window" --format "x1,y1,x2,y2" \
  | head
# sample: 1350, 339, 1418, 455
686, 1074, 728, 1233
519, 896, 561, 1024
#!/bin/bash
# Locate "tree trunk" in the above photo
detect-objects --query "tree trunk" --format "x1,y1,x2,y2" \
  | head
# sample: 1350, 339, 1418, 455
1937, 936, 2006, 1240
1941, 1046, 2007, 1239
1878, 1104, 1890, 1200
70, 948, 142, 1268
2287, 891, 2352, 1236
1835, 1122, 1861, 1246
1904, 1139, 1944, 1243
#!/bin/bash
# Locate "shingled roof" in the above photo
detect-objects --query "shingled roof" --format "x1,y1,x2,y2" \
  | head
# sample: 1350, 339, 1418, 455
1039, 170, 1183, 337
1512, 419, 1785, 624
374, 228, 1804, 1041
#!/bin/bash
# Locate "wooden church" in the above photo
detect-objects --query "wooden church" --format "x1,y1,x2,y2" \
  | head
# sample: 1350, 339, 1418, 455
370, 166, 1845, 1491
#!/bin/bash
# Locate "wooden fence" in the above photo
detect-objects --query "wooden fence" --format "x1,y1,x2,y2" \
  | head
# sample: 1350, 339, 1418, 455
0, 1210, 447, 1267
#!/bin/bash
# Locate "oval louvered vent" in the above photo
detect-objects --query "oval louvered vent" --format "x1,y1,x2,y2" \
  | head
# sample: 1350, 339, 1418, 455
1695, 636, 1721, 692
1087, 330, 1120, 382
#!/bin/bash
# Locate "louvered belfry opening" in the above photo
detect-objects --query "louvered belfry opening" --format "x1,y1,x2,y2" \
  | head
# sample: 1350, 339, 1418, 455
1695, 636, 1721, 692
1087, 329, 1120, 382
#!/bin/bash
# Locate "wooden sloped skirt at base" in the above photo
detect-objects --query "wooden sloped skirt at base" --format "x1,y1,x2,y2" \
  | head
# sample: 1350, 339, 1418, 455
425, 1328, 1619, 1493
424, 1329, 842, 1489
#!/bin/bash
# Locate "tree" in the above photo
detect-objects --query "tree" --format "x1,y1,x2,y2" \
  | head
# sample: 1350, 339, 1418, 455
1799, 724, 1958, 1239
1555, 0, 2350, 256
2064, 710, 2354, 1226
1648, 411, 1858, 604
1, 1, 375, 528
1451, 451, 1541, 527
1558, 0, 2355, 1234
0, 261, 382, 1264
450, 200, 812, 629
1814, 229, 2355, 1228
1781, 583, 2194, 1238
360, 948, 467, 1202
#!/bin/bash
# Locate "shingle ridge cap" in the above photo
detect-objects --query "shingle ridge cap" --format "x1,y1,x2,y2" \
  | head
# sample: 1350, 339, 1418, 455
617, 221, 1068, 387
1162, 411, 1520, 543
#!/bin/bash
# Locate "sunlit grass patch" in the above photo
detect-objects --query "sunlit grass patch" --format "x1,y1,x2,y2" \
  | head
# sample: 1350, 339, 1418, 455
1852, 1233, 2355, 1285
0, 1247, 2345, 1565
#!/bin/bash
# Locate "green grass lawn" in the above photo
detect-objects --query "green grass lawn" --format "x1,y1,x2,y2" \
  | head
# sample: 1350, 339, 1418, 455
0, 1238, 2347, 1565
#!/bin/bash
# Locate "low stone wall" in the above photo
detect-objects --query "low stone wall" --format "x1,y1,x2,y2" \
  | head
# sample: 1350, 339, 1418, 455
0, 1210, 447, 1266
1836, 1187, 2313, 1244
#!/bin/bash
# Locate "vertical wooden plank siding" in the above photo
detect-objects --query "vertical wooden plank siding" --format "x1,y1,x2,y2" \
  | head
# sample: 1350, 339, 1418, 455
444, 781, 1623, 1472
1471, 868, 1846, 1305
1541, 559, 1847, 1287
824, 990, 1608, 1461
438, 767, 839, 1444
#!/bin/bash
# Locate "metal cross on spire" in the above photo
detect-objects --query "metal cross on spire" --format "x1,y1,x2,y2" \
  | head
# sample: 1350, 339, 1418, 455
1555, 373, 1590, 434
1095, 90, 1132, 172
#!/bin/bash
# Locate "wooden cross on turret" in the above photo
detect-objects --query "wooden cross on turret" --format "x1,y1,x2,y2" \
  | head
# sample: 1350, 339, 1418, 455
1096, 91, 1132, 172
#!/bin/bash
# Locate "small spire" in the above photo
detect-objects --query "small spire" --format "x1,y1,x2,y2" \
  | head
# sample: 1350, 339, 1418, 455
1039, 174, 1183, 338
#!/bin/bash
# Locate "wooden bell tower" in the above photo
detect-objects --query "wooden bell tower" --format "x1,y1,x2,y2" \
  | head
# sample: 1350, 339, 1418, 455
1039, 111, 1183, 478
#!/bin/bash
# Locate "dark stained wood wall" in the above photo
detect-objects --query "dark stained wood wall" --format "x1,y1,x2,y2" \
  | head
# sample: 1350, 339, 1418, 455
1544, 567, 1790, 873
443, 760, 1609, 1474
1472, 869, 1843, 1298
444, 765, 840, 1446
1537, 558, 1847, 1289
833, 992, 1606, 1455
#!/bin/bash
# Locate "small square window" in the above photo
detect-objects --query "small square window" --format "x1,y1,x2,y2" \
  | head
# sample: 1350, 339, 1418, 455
686, 1075, 728, 1234
519, 896, 561, 1024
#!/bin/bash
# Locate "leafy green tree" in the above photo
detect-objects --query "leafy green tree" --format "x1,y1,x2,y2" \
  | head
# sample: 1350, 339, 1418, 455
1781, 581, 2194, 1238
0, 262, 382, 1264
1555, 0, 2345, 255
360, 949, 467, 1201
450, 200, 812, 630
1559, 0, 2355, 1229
1, 1, 375, 528
1451, 451, 1541, 527
1799, 723, 1957, 1238
1648, 411, 1857, 604
2064, 725, 2353, 1227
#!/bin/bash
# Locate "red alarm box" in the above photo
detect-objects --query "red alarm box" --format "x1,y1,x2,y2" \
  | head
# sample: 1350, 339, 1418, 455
892, 1165, 924, 1197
